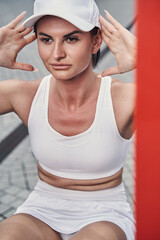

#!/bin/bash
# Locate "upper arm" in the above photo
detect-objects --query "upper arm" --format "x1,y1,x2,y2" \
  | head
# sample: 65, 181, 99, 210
0, 79, 35, 116
120, 82, 136, 120
111, 79, 136, 138
0, 78, 41, 126
0, 79, 19, 115
112, 79, 136, 114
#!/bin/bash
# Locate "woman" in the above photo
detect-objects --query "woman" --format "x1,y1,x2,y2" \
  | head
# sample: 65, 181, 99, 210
0, 0, 136, 239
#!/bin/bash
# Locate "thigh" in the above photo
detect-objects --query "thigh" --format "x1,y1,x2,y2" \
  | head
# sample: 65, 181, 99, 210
0, 213, 62, 240
70, 221, 127, 240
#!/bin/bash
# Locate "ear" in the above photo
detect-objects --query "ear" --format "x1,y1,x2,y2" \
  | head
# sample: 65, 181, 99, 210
92, 29, 102, 54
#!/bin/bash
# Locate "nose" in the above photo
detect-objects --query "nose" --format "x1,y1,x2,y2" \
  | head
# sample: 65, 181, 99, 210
51, 41, 66, 60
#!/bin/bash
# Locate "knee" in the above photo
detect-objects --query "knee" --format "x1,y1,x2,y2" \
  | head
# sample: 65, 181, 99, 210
0, 233, 16, 240
0, 222, 16, 240
0, 220, 42, 240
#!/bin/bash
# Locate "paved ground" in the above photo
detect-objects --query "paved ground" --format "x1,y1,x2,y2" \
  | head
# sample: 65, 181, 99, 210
0, 0, 136, 221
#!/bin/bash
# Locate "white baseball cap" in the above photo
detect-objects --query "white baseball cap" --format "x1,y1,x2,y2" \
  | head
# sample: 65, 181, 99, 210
23, 0, 101, 31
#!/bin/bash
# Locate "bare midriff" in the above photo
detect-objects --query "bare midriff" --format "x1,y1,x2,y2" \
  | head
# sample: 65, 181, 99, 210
37, 162, 123, 191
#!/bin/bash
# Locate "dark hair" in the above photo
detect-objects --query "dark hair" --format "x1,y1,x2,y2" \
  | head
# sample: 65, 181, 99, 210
34, 24, 100, 68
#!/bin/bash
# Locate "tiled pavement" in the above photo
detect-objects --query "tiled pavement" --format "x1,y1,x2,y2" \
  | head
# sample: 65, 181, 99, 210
0, 0, 136, 221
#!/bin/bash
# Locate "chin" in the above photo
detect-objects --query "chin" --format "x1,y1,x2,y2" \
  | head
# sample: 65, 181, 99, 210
46, 62, 91, 81
48, 68, 84, 81
49, 71, 76, 81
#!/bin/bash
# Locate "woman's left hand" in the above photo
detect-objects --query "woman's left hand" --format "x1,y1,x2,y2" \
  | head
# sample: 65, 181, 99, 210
99, 11, 137, 77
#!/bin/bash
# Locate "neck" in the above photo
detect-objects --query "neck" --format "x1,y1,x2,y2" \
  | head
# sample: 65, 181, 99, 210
52, 67, 100, 110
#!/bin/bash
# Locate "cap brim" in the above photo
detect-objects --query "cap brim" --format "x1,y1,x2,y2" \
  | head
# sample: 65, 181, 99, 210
23, 11, 100, 32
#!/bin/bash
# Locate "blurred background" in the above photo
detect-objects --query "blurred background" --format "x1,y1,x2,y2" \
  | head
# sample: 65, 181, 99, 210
0, 0, 136, 220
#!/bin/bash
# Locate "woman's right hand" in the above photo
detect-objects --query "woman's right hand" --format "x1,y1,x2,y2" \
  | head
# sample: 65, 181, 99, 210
0, 12, 37, 71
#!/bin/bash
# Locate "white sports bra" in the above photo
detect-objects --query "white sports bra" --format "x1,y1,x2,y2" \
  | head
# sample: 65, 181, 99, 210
28, 75, 132, 180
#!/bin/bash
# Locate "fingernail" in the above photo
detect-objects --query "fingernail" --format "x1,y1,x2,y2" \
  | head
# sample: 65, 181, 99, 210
22, 11, 27, 15
104, 10, 109, 15
98, 74, 102, 79
33, 68, 39, 72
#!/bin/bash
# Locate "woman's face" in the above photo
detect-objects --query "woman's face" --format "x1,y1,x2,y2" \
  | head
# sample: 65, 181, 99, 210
36, 16, 100, 80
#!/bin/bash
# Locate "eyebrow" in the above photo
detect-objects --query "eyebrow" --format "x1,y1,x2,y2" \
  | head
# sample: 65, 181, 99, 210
38, 30, 83, 38
63, 31, 83, 38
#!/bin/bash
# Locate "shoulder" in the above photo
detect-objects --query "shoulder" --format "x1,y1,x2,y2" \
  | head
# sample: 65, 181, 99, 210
10, 78, 42, 105
110, 78, 136, 138
3, 78, 42, 111
111, 78, 136, 124
111, 78, 135, 101
0, 78, 42, 117
10, 78, 43, 125
10, 78, 41, 94
0, 78, 42, 96
111, 78, 136, 113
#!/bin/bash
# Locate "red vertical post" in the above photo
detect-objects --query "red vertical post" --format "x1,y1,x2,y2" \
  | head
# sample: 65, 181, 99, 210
136, 0, 160, 239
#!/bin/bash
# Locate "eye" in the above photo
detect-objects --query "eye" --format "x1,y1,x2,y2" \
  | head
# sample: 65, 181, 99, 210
66, 37, 79, 42
39, 38, 53, 44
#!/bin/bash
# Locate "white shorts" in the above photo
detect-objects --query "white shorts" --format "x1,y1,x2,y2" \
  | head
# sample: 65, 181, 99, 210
14, 180, 135, 240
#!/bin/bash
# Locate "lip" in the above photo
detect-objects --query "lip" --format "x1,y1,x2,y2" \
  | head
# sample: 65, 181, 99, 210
50, 63, 71, 70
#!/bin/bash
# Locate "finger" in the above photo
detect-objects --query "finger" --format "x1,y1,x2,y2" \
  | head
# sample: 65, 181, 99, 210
21, 27, 33, 37
101, 26, 112, 39
16, 22, 26, 32
12, 62, 37, 72
99, 15, 117, 34
101, 32, 110, 45
101, 66, 120, 77
24, 33, 36, 45
7, 11, 26, 29
104, 10, 121, 30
